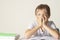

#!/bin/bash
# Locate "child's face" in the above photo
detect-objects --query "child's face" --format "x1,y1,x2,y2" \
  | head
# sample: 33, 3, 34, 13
36, 9, 48, 22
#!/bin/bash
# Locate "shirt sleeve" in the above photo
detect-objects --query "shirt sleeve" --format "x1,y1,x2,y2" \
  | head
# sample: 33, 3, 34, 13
27, 21, 39, 37
27, 20, 38, 29
28, 21, 36, 29
47, 21, 58, 36
50, 21, 57, 30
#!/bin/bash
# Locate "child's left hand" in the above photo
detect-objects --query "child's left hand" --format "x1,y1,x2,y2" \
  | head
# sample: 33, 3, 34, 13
42, 15, 48, 26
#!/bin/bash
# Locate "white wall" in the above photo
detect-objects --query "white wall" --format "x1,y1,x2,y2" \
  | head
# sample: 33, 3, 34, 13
0, 0, 60, 37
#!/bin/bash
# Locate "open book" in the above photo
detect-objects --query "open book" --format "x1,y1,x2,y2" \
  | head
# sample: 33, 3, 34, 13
20, 36, 58, 40
28, 36, 57, 40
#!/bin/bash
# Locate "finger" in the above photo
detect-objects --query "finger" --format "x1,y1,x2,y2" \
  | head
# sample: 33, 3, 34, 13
41, 18, 43, 22
44, 15, 47, 21
44, 15, 47, 19
37, 18, 41, 23
42, 17, 45, 23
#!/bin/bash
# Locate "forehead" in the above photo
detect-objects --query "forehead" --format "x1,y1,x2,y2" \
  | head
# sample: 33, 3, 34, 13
36, 9, 47, 14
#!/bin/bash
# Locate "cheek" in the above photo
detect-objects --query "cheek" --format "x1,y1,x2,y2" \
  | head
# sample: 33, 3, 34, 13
37, 16, 41, 19
36, 16, 40, 19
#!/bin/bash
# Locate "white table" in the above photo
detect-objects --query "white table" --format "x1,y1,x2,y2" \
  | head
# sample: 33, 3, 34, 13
20, 36, 59, 40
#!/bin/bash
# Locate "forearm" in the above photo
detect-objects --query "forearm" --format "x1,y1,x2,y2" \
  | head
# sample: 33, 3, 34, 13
25, 26, 40, 38
43, 25, 59, 38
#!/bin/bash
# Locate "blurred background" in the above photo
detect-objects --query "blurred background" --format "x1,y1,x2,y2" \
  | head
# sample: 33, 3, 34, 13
0, 0, 60, 37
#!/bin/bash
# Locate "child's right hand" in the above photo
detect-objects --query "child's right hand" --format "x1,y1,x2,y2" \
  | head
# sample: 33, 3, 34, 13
37, 18, 43, 28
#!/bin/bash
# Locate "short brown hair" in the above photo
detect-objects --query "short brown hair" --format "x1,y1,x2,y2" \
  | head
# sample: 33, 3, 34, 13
35, 4, 50, 18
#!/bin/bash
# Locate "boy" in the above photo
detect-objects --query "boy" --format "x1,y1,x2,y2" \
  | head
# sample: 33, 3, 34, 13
24, 4, 59, 39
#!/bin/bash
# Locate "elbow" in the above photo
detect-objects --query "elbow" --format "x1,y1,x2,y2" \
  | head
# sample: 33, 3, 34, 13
54, 34, 59, 39
24, 33, 31, 39
55, 35, 58, 39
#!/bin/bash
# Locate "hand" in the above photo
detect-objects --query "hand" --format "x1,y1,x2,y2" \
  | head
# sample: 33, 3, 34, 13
43, 15, 48, 26
37, 18, 43, 28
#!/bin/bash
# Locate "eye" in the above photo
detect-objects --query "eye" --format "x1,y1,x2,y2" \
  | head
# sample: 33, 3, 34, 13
38, 13, 41, 16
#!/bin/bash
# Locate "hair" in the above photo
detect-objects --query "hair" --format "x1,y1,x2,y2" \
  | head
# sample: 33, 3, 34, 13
35, 4, 50, 18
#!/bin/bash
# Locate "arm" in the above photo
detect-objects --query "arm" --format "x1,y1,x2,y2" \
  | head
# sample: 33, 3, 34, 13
24, 25, 40, 39
43, 24, 59, 39
43, 15, 59, 39
24, 17, 43, 39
